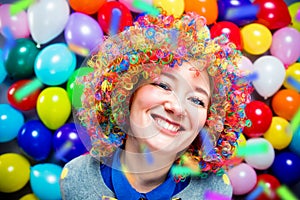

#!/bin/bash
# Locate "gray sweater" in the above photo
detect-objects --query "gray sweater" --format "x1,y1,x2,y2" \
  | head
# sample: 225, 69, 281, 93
60, 154, 232, 200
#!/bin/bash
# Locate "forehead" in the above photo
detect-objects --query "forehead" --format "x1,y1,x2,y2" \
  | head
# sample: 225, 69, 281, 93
161, 62, 211, 95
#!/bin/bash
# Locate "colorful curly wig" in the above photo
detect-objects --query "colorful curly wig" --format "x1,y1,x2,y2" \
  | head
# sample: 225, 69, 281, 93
74, 12, 253, 175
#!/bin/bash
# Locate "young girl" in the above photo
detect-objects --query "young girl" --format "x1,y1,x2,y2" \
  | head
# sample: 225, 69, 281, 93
60, 12, 253, 200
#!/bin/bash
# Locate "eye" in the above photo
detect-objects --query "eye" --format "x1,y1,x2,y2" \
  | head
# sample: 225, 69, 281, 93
151, 82, 171, 91
188, 97, 205, 107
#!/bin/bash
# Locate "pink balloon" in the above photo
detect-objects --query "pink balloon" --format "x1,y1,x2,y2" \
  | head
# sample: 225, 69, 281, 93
270, 27, 300, 67
228, 163, 257, 195
0, 4, 30, 38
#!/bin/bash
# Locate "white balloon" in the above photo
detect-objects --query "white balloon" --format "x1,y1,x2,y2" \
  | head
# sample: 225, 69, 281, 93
252, 55, 286, 99
27, 0, 70, 46
244, 138, 275, 170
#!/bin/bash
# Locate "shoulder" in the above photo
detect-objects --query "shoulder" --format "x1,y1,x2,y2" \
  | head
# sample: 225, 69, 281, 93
173, 173, 232, 200
60, 154, 115, 200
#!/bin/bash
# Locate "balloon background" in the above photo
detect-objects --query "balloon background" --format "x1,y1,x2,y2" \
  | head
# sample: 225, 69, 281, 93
0, 0, 300, 199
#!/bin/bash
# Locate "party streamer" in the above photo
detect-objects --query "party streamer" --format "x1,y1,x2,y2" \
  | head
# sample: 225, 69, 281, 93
14, 78, 44, 101
1, 26, 16, 60
132, 0, 160, 16
204, 190, 231, 200
10, 0, 35, 16
110, 8, 122, 36
286, 76, 300, 92
276, 185, 298, 200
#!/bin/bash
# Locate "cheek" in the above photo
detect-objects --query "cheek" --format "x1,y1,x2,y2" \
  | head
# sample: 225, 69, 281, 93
132, 86, 166, 109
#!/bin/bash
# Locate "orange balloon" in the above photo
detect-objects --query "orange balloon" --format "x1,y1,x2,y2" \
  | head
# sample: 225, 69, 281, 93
69, 0, 106, 15
271, 89, 300, 121
184, 0, 218, 25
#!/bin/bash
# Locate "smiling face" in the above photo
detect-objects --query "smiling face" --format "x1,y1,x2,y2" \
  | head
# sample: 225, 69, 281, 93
128, 61, 211, 154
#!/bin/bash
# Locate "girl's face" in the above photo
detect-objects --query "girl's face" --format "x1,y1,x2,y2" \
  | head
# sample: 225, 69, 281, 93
129, 62, 211, 154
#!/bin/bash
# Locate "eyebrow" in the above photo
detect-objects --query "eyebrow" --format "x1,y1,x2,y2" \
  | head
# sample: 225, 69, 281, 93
161, 72, 210, 97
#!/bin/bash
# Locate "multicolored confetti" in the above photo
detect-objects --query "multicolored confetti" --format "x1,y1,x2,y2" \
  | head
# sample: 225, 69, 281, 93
204, 190, 231, 200
132, 0, 160, 16
236, 142, 269, 157
140, 143, 153, 164
10, 0, 35, 16
286, 76, 300, 92
110, 8, 122, 36
1, 26, 16, 60
276, 185, 298, 200
14, 78, 44, 101
171, 165, 201, 177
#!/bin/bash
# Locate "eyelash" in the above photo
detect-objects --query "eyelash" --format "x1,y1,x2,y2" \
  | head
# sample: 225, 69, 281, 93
151, 82, 206, 107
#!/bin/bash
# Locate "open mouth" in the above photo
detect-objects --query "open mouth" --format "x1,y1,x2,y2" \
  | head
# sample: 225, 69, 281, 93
151, 114, 184, 135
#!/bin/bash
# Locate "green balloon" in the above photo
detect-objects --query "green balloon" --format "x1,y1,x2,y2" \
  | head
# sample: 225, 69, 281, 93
5, 38, 40, 79
67, 67, 94, 108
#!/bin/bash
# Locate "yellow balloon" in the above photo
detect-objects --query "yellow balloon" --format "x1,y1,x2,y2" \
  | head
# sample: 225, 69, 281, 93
263, 117, 292, 150
288, 2, 300, 31
153, 0, 184, 18
0, 153, 30, 193
283, 62, 300, 90
20, 193, 39, 200
37, 87, 71, 130
241, 23, 272, 55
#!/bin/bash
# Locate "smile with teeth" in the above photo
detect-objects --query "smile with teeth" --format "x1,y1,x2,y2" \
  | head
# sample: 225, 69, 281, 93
152, 115, 182, 134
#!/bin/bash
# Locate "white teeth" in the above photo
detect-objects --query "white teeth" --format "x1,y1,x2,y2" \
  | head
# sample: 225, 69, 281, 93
156, 118, 179, 132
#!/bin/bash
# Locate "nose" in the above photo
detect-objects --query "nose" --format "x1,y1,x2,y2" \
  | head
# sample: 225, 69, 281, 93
164, 97, 186, 117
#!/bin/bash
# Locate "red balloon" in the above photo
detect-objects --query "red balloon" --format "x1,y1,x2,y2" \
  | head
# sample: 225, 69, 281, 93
7, 79, 41, 111
97, 1, 133, 35
243, 101, 273, 138
210, 21, 243, 50
253, 0, 292, 30
255, 174, 281, 200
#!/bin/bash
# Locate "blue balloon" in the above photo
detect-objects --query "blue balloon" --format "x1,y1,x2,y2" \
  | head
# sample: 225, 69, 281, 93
217, 0, 258, 27
0, 104, 24, 142
53, 122, 88, 163
271, 151, 300, 185
289, 127, 300, 156
34, 43, 76, 86
30, 163, 62, 200
0, 50, 7, 83
17, 120, 52, 161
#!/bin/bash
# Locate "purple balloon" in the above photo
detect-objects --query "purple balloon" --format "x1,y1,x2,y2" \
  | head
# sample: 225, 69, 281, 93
64, 12, 104, 56
217, 0, 258, 26
270, 27, 300, 66
53, 122, 88, 162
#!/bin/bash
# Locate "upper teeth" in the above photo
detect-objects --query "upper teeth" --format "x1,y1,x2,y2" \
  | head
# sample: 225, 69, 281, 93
156, 118, 180, 132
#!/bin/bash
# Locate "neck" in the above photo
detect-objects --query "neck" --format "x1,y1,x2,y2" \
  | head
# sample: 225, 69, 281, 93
121, 135, 177, 193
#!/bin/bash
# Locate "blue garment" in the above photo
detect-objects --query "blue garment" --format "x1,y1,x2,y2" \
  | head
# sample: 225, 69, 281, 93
100, 150, 190, 200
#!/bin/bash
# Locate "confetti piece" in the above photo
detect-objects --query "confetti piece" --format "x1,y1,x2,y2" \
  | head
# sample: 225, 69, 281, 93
237, 72, 259, 85
245, 185, 264, 200
199, 128, 214, 156
10, 0, 35, 15
132, 0, 160, 16
1, 26, 16, 60
171, 165, 201, 177
290, 108, 300, 134
276, 185, 298, 200
204, 190, 231, 200
110, 8, 121, 36
286, 76, 300, 92
54, 141, 73, 160
225, 5, 259, 20
296, 8, 300, 21
68, 43, 90, 56
14, 78, 44, 101
236, 142, 269, 157
121, 164, 135, 184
